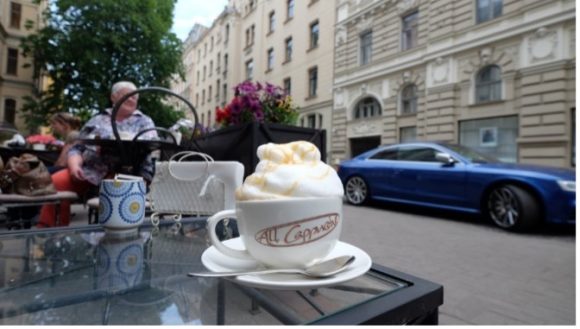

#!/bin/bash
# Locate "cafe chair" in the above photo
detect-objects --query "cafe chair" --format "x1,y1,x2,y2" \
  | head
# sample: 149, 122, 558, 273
0, 191, 78, 229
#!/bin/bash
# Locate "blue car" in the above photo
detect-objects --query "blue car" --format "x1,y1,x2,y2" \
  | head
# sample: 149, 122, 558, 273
337, 142, 575, 231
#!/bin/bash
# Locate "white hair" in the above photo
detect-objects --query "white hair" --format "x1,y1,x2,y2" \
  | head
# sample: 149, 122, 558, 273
111, 81, 137, 95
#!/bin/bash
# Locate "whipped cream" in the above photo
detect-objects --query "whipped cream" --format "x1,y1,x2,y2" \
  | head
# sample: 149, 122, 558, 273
235, 141, 344, 201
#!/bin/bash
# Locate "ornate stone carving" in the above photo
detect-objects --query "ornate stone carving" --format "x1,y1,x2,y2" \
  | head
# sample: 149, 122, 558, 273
361, 83, 368, 93
352, 121, 381, 135
397, 0, 419, 14
335, 26, 347, 46
356, 13, 374, 32
479, 47, 493, 65
528, 27, 558, 63
432, 57, 449, 84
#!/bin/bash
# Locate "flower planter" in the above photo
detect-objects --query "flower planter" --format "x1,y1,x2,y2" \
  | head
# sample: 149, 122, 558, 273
193, 122, 326, 177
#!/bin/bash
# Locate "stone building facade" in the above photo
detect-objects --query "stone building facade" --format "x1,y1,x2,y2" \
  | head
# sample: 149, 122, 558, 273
178, 0, 336, 158
332, 0, 576, 168
0, 0, 45, 131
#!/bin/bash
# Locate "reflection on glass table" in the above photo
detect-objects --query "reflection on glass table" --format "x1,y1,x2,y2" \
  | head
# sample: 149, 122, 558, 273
0, 219, 443, 325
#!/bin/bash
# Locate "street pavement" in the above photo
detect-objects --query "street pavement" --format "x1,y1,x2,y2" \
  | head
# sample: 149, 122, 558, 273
340, 201, 575, 325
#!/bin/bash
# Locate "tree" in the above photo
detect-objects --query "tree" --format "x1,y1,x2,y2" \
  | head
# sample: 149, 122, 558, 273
20, 0, 186, 130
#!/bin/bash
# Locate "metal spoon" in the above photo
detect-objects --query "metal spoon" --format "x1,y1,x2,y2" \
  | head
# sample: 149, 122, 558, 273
188, 255, 356, 278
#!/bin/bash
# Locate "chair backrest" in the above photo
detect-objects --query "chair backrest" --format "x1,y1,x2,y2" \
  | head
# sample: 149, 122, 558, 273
149, 159, 244, 216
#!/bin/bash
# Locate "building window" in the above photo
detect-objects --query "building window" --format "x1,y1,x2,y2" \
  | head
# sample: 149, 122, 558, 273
300, 113, 322, 129
267, 48, 274, 71
287, 0, 295, 19
195, 93, 199, 108
223, 54, 229, 76
203, 66, 206, 81
285, 37, 293, 62
202, 90, 206, 105
283, 77, 291, 95
459, 116, 518, 163
360, 30, 372, 65
476, 65, 501, 103
308, 67, 318, 98
401, 85, 418, 115
223, 83, 228, 105
216, 79, 221, 101
477, 0, 502, 23
196, 71, 200, 85
10, 2, 21, 29
354, 97, 382, 119
210, 37, 214, 51
209, 61, 213, 77
400, 126, 417, 143
208, 86, 213, 102
309, 20, 319, 49
4, 99, 16, 124
246, 25, 255, 47
225, 24, 230, 44
7, 48, 18, 76
246, 59, 254, 80
402, 11, 418, 51
216, 52, 221, 72
269, 11, 276, 33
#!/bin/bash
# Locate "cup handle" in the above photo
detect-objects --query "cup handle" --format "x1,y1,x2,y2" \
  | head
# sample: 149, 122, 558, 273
207, 210, 254, 260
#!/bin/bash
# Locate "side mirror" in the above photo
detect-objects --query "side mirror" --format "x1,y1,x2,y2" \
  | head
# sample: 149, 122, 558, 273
435, 152, 456, 165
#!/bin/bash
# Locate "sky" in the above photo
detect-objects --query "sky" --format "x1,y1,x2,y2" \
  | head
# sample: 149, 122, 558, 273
171, 0, 229, 41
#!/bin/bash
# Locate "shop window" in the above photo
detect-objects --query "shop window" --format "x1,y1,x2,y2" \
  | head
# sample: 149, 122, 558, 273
400, 126, 417, 143
459, 116, 518, 163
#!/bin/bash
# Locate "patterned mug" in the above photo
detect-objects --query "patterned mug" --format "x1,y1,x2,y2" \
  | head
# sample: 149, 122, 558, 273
99, 178, 146, 230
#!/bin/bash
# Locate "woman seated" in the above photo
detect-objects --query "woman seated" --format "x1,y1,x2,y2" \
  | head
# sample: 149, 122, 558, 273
48, 112, 81, 174
37, 81, 158, 228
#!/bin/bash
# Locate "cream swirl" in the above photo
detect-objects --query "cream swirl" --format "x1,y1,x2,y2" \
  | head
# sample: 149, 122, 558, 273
235, 141, 344, 201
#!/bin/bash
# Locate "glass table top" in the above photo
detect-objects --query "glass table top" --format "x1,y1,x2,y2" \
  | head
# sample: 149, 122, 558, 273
0, 219, 409, 325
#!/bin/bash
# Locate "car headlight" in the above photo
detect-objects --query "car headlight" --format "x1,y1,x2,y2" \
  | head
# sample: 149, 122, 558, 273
557, 180, 576, 192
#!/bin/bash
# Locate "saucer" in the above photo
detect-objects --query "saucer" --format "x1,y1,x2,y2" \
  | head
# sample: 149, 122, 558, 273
200, 238, 372, 290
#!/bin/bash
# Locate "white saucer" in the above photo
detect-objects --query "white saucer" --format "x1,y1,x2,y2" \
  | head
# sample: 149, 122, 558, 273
200, 238, 372, 290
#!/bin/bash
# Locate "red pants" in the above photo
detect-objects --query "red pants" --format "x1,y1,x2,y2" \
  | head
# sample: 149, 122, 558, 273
38, 169, 91, 227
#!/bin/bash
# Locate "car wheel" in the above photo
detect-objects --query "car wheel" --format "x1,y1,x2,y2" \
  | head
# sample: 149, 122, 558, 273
486, 184, 541, 231
345, 176, 369, 205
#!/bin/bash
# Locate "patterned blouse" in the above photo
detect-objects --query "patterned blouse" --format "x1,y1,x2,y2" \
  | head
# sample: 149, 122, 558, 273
68, 108, 158, 185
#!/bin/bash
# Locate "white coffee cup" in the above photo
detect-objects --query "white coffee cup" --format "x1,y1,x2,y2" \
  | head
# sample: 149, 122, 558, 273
99, 178, 146, 230
207, 196, 342, 268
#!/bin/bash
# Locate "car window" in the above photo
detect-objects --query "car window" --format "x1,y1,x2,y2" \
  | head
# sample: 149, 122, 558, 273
369, 148, 398, 160
397, 146, 438, 162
